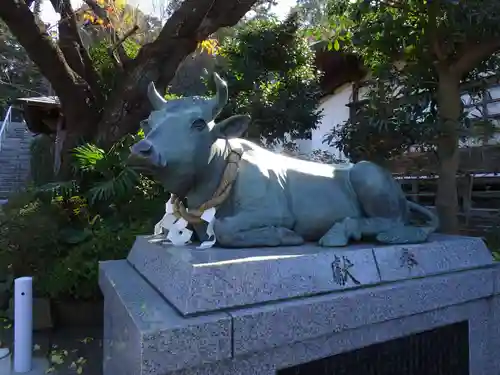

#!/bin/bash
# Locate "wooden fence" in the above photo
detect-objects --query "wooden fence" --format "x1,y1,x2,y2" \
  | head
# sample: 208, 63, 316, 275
397, 173, 500, 236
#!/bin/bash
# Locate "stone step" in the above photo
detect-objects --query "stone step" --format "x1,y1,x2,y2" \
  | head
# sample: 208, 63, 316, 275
0, 140, 32, 146
0, 166, 30, 172
0, 181, 28, 187
1, 140, 32, 145
0, 182, 28, 188
0, 148, 32, 154
0, 157, 30, 162
0, 179, 27, 185
0, 166, 29, 171
0, 148, 31, 153
0, 154, 31, 159
0, 121, 33, 195
0, 173, 30, 178
3, 137, 32, 143
0, 180, 26, 184
0, 145, 31, 150
0, 182, 26, 188
0, 152, 31, 156
0, 171, 30, 177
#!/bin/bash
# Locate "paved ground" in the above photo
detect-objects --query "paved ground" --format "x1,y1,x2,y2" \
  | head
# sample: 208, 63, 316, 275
0, 323, 103, 375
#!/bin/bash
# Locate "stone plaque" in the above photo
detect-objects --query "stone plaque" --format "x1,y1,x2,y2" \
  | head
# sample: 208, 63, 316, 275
277, 321, 469, 375
374, 234, 493, 282
128, 237, 380, 315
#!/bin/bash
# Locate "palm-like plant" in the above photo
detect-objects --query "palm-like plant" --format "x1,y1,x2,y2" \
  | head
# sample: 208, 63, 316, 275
38, 132, 143, 206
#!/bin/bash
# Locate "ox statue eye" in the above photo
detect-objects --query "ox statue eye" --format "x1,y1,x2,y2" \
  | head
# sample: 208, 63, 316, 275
191, 118, 207, 131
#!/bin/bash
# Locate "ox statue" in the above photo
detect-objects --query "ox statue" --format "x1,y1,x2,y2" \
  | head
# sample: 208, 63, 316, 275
129, 73, 439, 248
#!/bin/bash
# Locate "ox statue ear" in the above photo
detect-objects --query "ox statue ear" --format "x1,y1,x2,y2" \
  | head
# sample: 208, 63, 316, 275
211, 115, 250, 139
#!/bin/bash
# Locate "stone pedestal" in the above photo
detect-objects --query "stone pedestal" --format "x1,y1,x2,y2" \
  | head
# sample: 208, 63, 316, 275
100, 234, 500, 375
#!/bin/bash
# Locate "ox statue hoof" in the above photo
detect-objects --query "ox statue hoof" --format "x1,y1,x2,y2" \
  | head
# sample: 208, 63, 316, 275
376, 227, 429, 245
318, 233, 349, 247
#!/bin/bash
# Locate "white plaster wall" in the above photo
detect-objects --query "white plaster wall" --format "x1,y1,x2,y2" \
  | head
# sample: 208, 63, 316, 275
297, 83, 354, 161
303, 81, 500, 157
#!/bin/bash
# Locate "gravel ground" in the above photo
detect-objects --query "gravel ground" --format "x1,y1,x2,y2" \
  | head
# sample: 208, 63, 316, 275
0, 322, 103, 375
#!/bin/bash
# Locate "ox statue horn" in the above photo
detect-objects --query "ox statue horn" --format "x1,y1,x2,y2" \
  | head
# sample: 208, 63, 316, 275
147, 81, 167, 111
212, 72, 228, 119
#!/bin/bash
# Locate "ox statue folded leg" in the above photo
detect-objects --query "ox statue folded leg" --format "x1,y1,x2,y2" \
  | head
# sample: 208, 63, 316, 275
129, 73, 439, 248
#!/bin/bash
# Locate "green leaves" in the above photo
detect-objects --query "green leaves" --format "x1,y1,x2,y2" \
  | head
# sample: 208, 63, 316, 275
318, 0, 500, 162
88, 38, 140, 100
35, 131, 144, 208
213, 15, 322, 143
87, 167, 139, 205
0, 20, 44, 109
59, 228, 92, 245
37, 181, 80, 200
72, 144, 105, 173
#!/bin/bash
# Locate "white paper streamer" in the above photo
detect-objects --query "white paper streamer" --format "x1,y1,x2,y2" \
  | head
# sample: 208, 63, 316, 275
154, 196, 217, 249
197, 207, 217, 249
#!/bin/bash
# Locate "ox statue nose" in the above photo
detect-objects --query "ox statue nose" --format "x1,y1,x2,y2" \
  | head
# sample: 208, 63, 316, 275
131, 139, 153, 157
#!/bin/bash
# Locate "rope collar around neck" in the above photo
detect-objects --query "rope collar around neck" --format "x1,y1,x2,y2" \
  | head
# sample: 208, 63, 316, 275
171, 146, 242, 224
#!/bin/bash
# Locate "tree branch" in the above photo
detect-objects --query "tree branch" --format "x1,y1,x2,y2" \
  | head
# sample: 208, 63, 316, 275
378, 0, 412, 12
49, 0, 103, 104
426, 0, 447, 64
82, 0, 131, 65
197, 0, 263, 37
0, 0, 100, 141
0, 79, 47, 97
111, 24, 140, 53
452, 39, 500, 78
0, 0, 79, 96
108, 24, 140, 69
96, 0, 259, 145
149, 0, 260, 89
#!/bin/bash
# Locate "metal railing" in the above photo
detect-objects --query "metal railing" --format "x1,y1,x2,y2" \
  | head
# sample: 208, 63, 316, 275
0, 105, 13, 153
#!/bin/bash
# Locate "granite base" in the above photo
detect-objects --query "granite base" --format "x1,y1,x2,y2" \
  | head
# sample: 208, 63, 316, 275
101, 235, 500, 375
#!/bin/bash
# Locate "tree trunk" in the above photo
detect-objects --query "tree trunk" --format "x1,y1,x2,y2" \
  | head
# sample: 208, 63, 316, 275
435, 72, 461, 234
95, 0, 260, 146
0, 0, 101, 145
1, 0, 259, 152
95, 40, 196, 146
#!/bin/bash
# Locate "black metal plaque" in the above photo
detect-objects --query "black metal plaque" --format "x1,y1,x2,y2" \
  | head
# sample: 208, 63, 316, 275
277, 321, 469, 375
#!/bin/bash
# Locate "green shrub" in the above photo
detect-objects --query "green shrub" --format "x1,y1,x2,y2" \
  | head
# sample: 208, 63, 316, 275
39, 219, 150, 300
0, 133, 167, 301
0, 191, 163, 300
0, 192, 68, 278
484, 225, 500, 260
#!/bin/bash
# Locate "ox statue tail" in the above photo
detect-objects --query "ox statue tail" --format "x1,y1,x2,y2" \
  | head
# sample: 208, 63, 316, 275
377, 200, 440, 245
407, 200, 440, 234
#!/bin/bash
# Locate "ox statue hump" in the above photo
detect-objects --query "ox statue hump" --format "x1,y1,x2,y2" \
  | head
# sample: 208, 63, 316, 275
129, 73, 439, 248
